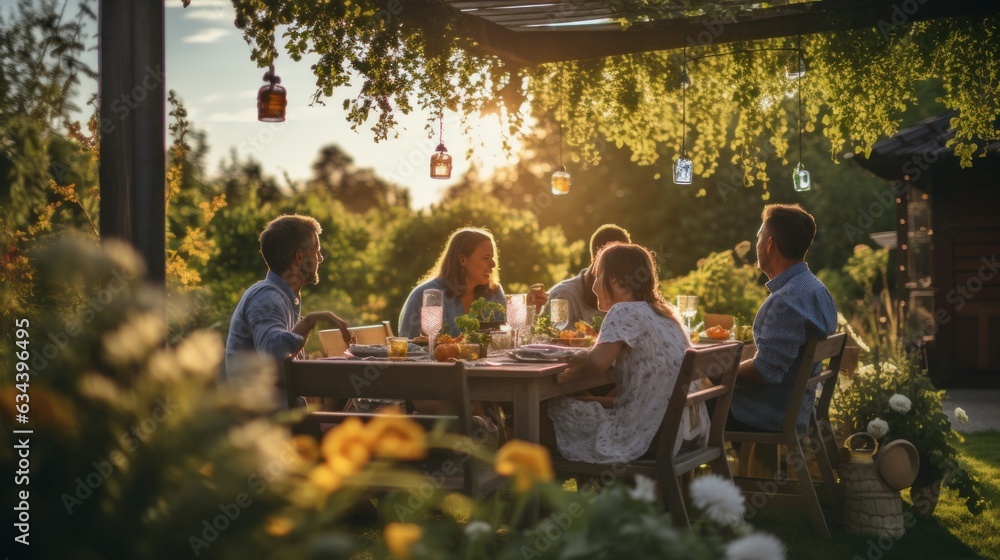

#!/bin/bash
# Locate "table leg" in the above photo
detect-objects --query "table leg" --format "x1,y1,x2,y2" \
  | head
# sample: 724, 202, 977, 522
511, 379, 541, 443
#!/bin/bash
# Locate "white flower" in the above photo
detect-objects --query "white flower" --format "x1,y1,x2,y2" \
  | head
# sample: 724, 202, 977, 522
856, 364, 875, 377
882, 362, 897, 373
689, 474, 745, 526
463, 521, 493, 539
955, 407, 970, 424
725, 533, 786, 560
889, 393, 912, 413
629, 474, 658, 503
867, 417, 889, 439
175, 330, 224, 378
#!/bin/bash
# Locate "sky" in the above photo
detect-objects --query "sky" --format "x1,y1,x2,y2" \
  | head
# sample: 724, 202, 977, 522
4, 0, 523, 209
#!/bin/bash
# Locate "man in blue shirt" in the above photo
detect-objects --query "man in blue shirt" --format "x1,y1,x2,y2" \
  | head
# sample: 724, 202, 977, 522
730, 204, 838, 432
223, 214, 353, 407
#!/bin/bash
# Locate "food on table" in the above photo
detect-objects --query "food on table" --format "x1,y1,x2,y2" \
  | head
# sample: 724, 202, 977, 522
734, 325, 753, 342
412, 335, 429, 346
434, 343, 461, 361
704, 325, 731, 340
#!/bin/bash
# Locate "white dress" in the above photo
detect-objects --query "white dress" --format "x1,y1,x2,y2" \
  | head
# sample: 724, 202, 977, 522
547, 301, 709, 463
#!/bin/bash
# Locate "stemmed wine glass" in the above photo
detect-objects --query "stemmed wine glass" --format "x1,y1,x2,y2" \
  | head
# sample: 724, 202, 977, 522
550, 299, 570, 333
676, 295, 698, 335
506, 294, 527, 348
421, 289, 444, 353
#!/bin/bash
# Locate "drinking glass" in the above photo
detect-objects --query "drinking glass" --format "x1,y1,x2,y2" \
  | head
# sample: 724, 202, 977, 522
677, 295, 698, 334
550, 298, 570, 332
421, 289, 444, 353
387, 337, 408, 360
506, 294, 527, 348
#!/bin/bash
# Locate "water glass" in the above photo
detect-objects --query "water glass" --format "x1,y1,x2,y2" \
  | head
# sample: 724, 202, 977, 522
387, 337, 408, 360
676, 295, 698, 334
506, 293, 527, 347
550, 298, 569, 332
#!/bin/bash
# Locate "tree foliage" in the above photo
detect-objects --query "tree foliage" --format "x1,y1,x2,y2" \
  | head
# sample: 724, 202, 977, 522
230, 1, 999, 195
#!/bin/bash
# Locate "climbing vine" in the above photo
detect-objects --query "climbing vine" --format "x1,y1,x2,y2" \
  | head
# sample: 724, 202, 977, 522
228, 0, 999, 195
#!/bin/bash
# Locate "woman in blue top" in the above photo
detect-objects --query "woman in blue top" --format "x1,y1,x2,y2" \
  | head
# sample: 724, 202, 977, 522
398, 227, 507, 338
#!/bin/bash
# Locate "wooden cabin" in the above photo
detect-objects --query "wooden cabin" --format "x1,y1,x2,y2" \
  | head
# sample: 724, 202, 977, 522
856, 112, 1000, 388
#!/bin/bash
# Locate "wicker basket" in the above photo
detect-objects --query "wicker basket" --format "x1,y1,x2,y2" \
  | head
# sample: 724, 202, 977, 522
839, 462, 905, 538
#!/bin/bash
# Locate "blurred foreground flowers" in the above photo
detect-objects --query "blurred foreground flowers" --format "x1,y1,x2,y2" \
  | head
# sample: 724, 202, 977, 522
1, 238, 787, 559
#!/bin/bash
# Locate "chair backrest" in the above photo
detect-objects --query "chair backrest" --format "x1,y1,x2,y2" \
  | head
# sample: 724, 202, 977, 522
654, 342, 743, 463
283, 359, 476, 491
782, 332, 847, 435
318, 321, 394, 357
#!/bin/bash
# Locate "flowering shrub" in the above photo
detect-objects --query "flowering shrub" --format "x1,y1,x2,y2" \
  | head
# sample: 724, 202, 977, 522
832, 350, 985, 514
1, 238, 788, 559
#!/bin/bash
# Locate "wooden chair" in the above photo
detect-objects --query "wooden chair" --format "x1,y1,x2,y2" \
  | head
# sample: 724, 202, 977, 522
282, 359, 505, 498
550, 342, 743, 528
318, 320, 394, 357
725, 332, 846, 539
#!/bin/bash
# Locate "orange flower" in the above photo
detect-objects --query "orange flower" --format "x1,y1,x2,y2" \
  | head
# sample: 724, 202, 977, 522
384, 522, 422, 560
291, 434, 320, 463
308, 464, 342, 493
366, 414, 427, 461
320, 417, 371, 476
265, 515, 294, 537
495, 440, 554, 493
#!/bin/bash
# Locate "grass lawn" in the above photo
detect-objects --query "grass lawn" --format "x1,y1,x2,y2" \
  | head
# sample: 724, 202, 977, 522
750, 430, 1000, 560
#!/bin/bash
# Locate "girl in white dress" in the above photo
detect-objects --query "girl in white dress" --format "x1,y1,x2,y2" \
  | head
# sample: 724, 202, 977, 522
544, 243, 708, 463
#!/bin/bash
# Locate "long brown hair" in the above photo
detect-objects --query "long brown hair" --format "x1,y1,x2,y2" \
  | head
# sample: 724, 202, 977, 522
422, 227, 501, 299
594, 243, 679, 323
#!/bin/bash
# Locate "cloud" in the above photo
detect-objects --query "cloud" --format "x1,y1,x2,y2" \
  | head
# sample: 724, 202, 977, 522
182, 27, 228, 44
183, 8, 233, 22
207, 109, 260, 123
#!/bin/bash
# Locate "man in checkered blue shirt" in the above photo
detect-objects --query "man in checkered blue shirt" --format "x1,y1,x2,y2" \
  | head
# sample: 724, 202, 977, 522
729, 204, 838, 433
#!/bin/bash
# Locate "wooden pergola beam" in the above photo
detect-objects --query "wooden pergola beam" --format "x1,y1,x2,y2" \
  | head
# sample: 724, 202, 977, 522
435, 0, 1000, 65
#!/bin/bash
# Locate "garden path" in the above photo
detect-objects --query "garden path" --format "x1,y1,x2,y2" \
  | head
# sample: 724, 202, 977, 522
943, 390, 1000, 433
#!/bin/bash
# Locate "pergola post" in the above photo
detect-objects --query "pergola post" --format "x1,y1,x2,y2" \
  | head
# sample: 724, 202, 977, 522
98, 0, 166, 286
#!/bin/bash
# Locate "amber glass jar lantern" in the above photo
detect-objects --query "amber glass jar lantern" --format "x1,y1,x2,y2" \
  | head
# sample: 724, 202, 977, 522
257, 65, 286, 123
430, 143, 452, 179
551, 165, 571, 195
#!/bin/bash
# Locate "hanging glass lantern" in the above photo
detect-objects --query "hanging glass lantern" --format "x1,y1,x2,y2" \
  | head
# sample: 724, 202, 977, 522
785, 55, 807, 80
429, 115, 452, 179
793, 162, 811, 191
673, 155, 693, 185
551, 165, 571, 195
430, 142, 452, 179
257, 65, 286, 123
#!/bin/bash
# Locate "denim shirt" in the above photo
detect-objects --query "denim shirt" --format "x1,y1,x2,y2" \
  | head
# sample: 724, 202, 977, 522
398, 277, 507, 338
730, 262, 838, 432
223, 271, 304, 384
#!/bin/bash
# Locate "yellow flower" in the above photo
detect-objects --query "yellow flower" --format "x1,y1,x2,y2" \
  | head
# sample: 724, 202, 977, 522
320, 417, 371, 476
265, 515, 294, 537
384, 522, 422, 560
366, 414, 427, 461
495, 440, 554, 493
308, 464, 342, 493
291, 434, 320, 463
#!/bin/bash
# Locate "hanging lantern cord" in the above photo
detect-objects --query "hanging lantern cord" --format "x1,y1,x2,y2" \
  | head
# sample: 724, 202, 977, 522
439, 112, 444, 146
797, 37, 803, 162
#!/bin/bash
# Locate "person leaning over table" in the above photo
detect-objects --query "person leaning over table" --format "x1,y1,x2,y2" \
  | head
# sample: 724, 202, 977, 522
545, 223, 631, 327
540, 243, 709, 463
727, 203, 837, 433
222, 214, 354, 408
398, 226, 547, 338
